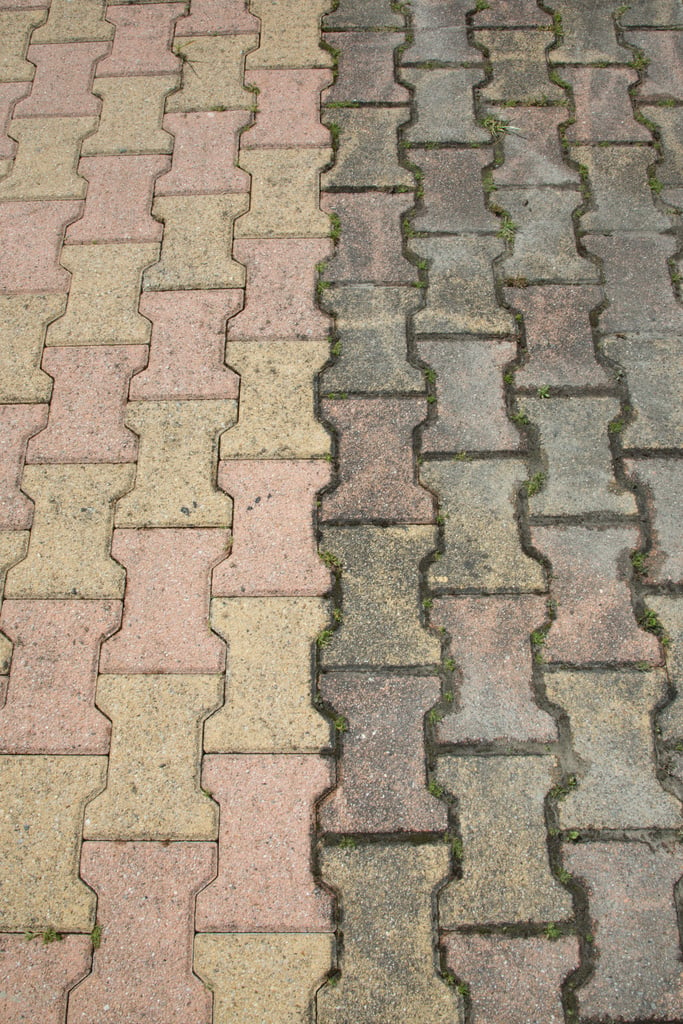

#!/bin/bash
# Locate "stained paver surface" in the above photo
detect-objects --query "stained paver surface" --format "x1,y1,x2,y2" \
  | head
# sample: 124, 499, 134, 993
0, 1, 682, 1021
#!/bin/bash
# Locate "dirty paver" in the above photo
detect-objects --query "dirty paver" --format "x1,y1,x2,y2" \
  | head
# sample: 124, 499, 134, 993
0, 1, 682, 1021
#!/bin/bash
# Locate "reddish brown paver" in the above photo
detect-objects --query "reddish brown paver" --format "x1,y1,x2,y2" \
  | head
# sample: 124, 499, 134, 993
1, 1, 682, 1020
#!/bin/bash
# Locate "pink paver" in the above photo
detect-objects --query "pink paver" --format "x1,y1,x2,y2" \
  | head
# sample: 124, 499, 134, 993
243, 69, 333, 147
562, 66, 651, 142
157, 111, 251, 195
0, 200, 82, 292
629, 28, 683, 100
132, 289, 241, 400
318, 673, 447, 833
96, 3, 184, 76
492, 107, 575, 186
0, 82, 30, 158
228, 238, 333, 341
505, 285, 608, 387
532, 524, 661, 664
432, 596, 556, 743
174, 0, 259, 35
0, 934, 92, 1024
100, 528, 228, 674
566, 842, 683, 1020
15, 43, 110, 117
473, 0, 551, 26
321, 396, 434, 522
445, 934, 579, 1024
324, 32, 409, 104
27, 346, 147, 463
0, 600, 119, 753
213, 460, 331, 596
69, 841, 215, 1024
322, 192, 415, 284
67, 155, 169, 243
195, 754, 332, 932
411, 148, 494, 233
0, 403, 48, 528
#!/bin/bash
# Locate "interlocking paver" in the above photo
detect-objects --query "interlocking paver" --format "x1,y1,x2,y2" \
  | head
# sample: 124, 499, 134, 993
115, 399, 235, 527
31, 0, 112, 43
574, 143, 669, 232
446, 935, 578, 1024
438, 754, 572, 926
84, 674, 221, 840
401, 0, 472, 63
432, 595, 555, 743
100, 528, 228, 674
478, 29, 563, 104
318, 672, 447, 833
244, 69, 332, 147
206, 597, 329, 752
325, 31, 407, 104
423, 460, 545, 591
491, 107, 574, 187
472, 0, 552, 27
95, 2, 184, 76
0, 755, 106, 931
213, 460, 331, 596
630, 29, 683, 100
15, 42, 108, 117
195, 754, 332, 931
531, 524, 661, 664
158, 111, 250, 194
562, 66, 651, 142
0, 934, 92, 1024
412, 148, 493, 233
0, 403, 48, 528
652, 595, 683, 738
403, 68, 488, 144
81, 76, 177, 155
132, 289, 241, 401
318, 525, 440, 666
46, 242, 159, 346
228, 238, 332, 340
589, 232, 683, 334
499, 186, 597, 283
67, 154, 169, 242
144, 194, 248, 290
28, 345, 146, 462
602, 334, 683, 447
322, 107, 412, 188
525, 395, 635, 516
418, 338, 519, 452
640, 105, 683, 191
4, 464, 134, 599
317, 844, 461, 1024
321, 396, 433, 522
167, 35, 257, 112
323, 0, 404, 29
547, 669, 680, 829
0, 532, 28, 674
550, 0, 629, 63
0, 203, 79, 292
322, 285, 423, 392
69, 841, 215, 1024
0, 600, 118, 753
246, 0, 332, 69
626, 457, 683, 584
566, 843, 683, 1020
0, 9, 48, 81
195, 935, 333, 1024
621, 0, 683, 26
0, 81, 29, 159
235, 148, 331, 237
505, 284, 608, 387
0, 117, 96, 199
221, 340, 330, 458
322, 192, 415, 284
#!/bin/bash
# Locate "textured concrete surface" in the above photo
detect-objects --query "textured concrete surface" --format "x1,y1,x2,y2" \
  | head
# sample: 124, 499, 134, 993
0, 1, 682, 1021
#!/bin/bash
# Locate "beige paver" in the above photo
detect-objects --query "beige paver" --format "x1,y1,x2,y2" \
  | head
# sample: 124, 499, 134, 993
144, 195, 248, 290
247, 0, 333, 69
81, 76, 178, 156
0, 117, 97, 200
236, 148, 332, 237
31, 0, 113, 43
206, 596, 330, 752
0, 10, 48, 82
168, 35, 258, 112
115, 400, 235, 528
84, 674, 222, 840
0, 755, 106, 931
221, 340, 330, 459
46, 243, 160, 346
194, 934, 334, 1024
4, 464, 134, 599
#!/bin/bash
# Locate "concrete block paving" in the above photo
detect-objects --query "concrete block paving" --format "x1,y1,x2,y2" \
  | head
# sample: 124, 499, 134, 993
0, 0, 681, 1021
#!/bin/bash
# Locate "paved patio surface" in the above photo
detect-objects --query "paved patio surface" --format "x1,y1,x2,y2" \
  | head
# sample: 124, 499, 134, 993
0, 0, 682, 1020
